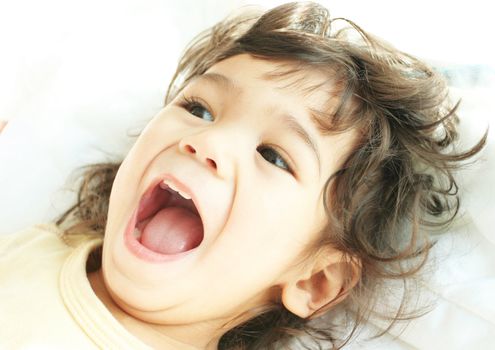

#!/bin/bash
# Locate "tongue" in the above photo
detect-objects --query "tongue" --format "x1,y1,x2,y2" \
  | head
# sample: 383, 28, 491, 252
140, 207, 203, 255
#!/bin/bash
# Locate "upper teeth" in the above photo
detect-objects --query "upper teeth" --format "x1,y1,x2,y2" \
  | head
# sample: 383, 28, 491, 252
161, 180, 192, 200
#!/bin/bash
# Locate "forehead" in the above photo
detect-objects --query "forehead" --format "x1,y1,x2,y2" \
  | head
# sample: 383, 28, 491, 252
202, 54, 338, 108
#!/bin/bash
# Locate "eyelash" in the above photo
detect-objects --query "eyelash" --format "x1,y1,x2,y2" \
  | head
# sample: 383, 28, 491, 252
179, 95, 214, 122
178, 94, 295, 175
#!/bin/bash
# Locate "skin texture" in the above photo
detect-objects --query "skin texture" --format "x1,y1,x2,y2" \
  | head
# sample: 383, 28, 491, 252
88, 54, 359, 349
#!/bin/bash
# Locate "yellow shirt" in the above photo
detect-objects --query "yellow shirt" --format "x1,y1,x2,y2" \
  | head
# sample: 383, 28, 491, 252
0, 223, 152, 349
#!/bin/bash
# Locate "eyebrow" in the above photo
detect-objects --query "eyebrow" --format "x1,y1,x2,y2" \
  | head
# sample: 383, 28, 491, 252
193, 72, 322, 176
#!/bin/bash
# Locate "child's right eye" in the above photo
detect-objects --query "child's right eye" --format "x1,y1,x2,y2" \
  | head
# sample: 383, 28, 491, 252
180, 95, 214, 122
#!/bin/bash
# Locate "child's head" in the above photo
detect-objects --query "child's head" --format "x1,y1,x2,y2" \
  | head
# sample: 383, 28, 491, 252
58, 1, 486, 349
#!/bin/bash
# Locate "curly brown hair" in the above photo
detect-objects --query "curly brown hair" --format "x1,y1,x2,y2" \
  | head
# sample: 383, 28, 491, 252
55, 2, 487, 349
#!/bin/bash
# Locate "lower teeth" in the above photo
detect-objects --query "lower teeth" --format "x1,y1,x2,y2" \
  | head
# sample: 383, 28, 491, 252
133, 227, 142, 239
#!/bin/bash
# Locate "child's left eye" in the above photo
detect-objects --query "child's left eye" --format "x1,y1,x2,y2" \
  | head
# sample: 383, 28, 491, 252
180, 95, 214, 122
257, 145, 293, 174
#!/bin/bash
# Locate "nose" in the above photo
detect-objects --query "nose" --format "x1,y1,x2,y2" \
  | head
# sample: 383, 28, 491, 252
183, 143, 217, 170
179, 131, 234, 179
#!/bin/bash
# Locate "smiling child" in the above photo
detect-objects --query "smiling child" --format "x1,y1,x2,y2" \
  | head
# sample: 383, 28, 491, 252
0, 2, 486, 350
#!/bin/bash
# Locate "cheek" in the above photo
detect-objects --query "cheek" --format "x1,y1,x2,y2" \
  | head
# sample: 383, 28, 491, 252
113, 112, 180, 188
131, 107, 183, 149
230, 186, 317, 257
200, 191, 318, 299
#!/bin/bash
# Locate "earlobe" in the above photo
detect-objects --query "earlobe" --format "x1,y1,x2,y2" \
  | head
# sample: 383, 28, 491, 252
280, 253, 361, 319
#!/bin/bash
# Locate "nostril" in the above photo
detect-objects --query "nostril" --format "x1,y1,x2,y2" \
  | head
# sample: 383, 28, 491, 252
185, 145, 196, 154
206, 158, 217, 169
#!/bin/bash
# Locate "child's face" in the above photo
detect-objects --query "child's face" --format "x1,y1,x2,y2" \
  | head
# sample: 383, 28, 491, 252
102, 54, 356, 327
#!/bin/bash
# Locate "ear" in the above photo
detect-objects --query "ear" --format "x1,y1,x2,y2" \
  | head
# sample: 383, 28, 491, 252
280, 249, 361, 319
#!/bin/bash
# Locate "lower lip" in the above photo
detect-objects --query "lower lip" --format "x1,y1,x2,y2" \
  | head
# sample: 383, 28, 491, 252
123, 205, 196, 263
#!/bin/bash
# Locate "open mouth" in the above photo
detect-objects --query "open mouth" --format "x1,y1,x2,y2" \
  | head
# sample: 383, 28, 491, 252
125, 179, 204, 260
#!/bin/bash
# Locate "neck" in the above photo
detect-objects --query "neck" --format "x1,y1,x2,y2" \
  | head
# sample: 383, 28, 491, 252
87, 269, 221, 350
